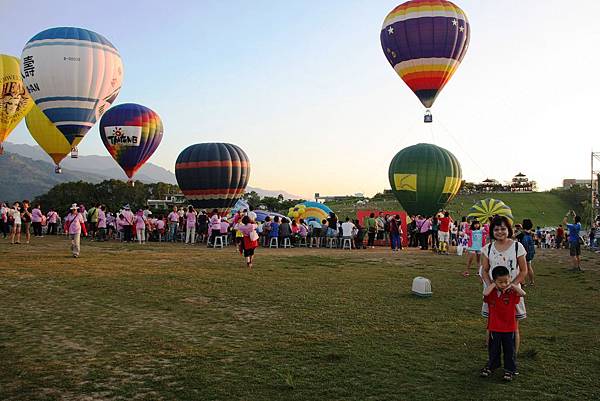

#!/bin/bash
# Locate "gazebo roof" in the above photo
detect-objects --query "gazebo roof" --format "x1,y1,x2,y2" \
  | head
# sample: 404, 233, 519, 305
514, 172, 526, 177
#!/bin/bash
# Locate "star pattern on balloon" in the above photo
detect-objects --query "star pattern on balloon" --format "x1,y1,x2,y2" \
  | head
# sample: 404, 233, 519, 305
388, 26, 394, 35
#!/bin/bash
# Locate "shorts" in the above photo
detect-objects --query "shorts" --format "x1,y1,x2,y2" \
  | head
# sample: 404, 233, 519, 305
438, 231, 450, 243
468, 249, 481, 254
569, 241, 581, 256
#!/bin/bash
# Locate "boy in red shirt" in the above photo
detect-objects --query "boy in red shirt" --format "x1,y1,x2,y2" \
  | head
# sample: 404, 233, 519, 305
480, 265, 526, 381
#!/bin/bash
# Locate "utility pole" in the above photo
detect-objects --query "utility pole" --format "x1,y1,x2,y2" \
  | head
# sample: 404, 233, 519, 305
592, 152, 600, 229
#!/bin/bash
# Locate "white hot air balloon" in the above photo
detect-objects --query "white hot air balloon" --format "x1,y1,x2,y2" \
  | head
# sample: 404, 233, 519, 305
21, 27, 123, 156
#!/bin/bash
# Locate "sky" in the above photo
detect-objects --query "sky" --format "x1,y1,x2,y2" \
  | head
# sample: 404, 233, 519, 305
2, 0, 600, 198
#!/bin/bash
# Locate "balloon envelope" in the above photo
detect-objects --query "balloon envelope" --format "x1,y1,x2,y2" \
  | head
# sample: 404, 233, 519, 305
388, 143, 462, 216
0, 54, 33, 151
175, 143, 250, 215
380, 0, 470, 108
26, 103, 82, 167
468, 198, 513, 225
99, 103, 163, 179
21, 27, 123, 145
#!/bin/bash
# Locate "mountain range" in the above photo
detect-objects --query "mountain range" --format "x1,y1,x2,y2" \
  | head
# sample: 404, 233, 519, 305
1, 142, 303, 201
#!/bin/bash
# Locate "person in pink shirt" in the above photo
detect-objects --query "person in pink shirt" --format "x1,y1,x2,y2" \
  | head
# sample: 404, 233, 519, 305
236, 215, 259, 268
185, 205, 197, 244
64, 204, 86, 257
155, 216, 166, 241
121, 205, 135, 243
208, 209, 222, 247
97, 205, 107, 241
167, 206, 179, 242
31, 204, 44, 237
134, 209, 147, 244
46, 208, 58, 235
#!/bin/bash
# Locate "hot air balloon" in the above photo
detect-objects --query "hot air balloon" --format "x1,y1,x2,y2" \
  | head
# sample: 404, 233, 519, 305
468, 198, 513, 225
175, 143, 250, 215
0, 54, 34, 154
21, 27, 123, 155
388, 143, 462, 216
380, 0, 470, 122
26, 103, 82, 173
99, 103, 163, 184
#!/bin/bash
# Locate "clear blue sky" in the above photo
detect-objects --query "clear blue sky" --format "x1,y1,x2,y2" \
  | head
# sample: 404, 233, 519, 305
2, 0, 599, 197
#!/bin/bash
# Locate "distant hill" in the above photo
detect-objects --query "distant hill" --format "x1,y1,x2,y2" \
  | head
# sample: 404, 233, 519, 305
3, 142, 305, 200
0, 152, 107, 201
3, 142, 177, 184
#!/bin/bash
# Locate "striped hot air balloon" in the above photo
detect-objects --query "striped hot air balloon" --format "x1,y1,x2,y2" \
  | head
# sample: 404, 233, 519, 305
468, 198, 513, 225
175, 143, 250, 215
380, 0, 470, 109
99, 103, 163, 182
21, 27, 123, 147
388, 143, 462, 216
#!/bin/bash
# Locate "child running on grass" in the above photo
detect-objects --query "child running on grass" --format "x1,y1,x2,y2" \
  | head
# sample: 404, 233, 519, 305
480, 265, 526, 381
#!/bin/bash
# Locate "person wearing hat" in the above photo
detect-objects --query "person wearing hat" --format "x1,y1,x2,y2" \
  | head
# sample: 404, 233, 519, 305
64, 204, 87, 257
121, 205, 134, 243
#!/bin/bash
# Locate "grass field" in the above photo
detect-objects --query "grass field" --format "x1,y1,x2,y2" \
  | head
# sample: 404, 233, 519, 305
328, 192, 573, 228
1, 237, 599, 401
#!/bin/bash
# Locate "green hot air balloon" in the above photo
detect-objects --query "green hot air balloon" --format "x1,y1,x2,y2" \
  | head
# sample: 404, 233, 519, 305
388, 143, 462, 216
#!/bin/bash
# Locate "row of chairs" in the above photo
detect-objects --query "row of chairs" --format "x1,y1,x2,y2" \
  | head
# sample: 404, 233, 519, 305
265, 236, 353, 250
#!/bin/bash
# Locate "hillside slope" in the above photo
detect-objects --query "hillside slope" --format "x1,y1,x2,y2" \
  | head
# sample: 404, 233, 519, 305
0, 153, 107, 201
328, 192, 572, 227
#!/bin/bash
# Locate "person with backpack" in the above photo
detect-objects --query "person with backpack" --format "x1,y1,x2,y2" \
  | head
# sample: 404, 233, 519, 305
364, 213, 377, 248
516, 219, 536, 286
87, 203, 100, 240
481, 216, 528, 355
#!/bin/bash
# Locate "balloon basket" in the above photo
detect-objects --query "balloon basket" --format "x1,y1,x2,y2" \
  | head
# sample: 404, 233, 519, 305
127, 179, 135, 187
71, 147, 78, 158
0, 145, 3, 155
424, 110, 433, 123
54, 165, 62, 174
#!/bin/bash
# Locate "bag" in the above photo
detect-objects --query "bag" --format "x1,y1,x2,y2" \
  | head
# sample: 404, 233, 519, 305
249, 230, 259, 241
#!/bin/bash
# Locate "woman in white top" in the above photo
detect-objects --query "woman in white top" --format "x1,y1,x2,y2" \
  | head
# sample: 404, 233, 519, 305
10, 202, 22, 244
481, 215, 528, 353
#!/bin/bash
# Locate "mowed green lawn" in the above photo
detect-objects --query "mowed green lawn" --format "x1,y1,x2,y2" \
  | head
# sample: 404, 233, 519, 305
0, 237, 598, 401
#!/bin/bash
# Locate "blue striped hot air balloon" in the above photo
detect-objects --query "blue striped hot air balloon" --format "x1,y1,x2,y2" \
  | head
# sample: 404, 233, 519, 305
175, 143, 250, 216
21, 27, 123, 147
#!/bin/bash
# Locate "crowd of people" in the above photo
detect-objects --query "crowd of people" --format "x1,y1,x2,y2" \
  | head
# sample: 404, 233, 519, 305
1, 198, 596, 381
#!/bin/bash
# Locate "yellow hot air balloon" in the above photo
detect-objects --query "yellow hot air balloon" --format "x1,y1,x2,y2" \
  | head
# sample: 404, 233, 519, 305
26, 104, 83, 173
0, 54, 33, 154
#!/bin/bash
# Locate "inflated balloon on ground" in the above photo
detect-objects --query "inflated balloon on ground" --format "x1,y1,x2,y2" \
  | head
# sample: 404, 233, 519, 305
175, 143, 250, 215
468, 198, 513, 224
388, 143, 462, 216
